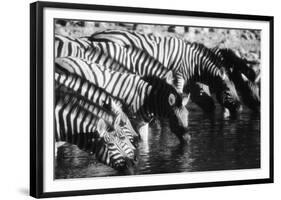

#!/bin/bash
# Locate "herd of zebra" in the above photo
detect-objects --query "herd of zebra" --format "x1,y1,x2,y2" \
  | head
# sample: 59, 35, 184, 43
54, 29, 260, 173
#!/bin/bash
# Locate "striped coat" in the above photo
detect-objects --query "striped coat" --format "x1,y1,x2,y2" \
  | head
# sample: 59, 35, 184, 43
55, 91, 135, 170
55, 56, 189, 143
55, 34, 177, 91
89, 30, 242, 116
55, 69, 139, 147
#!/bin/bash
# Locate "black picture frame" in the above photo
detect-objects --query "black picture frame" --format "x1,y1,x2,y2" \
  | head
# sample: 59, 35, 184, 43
30, 1, 274, 198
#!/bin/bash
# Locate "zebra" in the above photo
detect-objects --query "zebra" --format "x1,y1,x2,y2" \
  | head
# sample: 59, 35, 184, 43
211, 47, 260, 112
178, 47, 260, 113
56, 87, 138, 152
86, 40, 214, 114
55, 91, 136, 170
227, 70, 260, 112
188, 48, 260, 112
55, 56, 190, 143
89, 30, 242, 116
55, 35, 141, 146
55, 34, 176, 91
55, 68, 139, 148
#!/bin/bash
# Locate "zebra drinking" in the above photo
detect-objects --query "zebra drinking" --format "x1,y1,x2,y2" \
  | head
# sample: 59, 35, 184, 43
89, 30, 242, 117
55, 91, 136, 171
211, 48, 260, 112
55, 68, 139, 148
55, 56, 190, 143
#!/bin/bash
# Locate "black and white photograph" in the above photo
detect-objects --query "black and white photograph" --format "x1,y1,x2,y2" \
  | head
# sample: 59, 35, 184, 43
54, 19, 261, 178
29, 2, 273, 198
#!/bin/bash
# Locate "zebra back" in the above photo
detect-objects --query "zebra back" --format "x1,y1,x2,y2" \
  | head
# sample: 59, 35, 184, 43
90, 30, 232, 87
90, 30, 185, 72
86, 41, 175, 86
55, 34, 176, 90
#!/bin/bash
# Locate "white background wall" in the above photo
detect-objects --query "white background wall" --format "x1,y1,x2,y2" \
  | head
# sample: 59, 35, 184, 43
0, 0, 279, 199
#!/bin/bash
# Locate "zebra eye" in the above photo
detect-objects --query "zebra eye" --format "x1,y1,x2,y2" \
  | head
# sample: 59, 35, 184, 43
168, 93, 176, 106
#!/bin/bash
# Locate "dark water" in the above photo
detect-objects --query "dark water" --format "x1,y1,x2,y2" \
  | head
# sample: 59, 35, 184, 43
55, 103, 260, 179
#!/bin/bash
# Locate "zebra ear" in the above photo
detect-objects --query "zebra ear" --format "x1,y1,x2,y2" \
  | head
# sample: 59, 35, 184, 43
97, 118, 107, 137
182, 93, 190, 106
168, 93, 176, 106
165, 71, 174, 85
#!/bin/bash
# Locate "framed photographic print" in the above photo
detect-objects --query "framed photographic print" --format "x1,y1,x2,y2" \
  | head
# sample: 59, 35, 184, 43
30, 1, 274, 198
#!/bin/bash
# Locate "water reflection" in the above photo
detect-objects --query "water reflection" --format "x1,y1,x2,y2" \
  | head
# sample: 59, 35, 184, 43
55, 103, 260, 179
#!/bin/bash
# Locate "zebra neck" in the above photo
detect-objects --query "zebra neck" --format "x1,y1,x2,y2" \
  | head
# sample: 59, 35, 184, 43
181, 42, 224, 89
138, 84, 167, 121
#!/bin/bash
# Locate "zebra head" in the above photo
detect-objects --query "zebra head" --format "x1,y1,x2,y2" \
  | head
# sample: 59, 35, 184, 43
142, 76, 190, 143
232, 72, 260, 112
216, 48, 257, 82
215, 70, 242, 118
215, 48, 260, 112
115, 120, 140, 150
103, 98, 140, 147
95, 119, 136, 171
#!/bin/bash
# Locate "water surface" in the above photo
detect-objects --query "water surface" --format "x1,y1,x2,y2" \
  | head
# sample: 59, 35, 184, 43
55, 103, 260, 179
